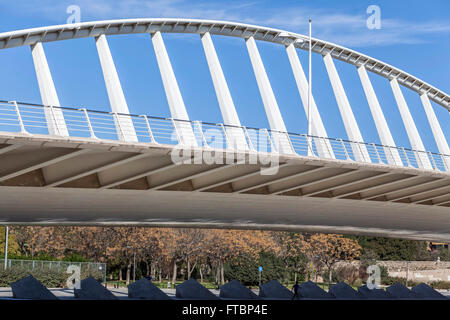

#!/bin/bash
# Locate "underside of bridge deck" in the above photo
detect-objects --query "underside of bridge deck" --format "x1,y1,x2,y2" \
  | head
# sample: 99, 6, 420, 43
0, 133, 449, 241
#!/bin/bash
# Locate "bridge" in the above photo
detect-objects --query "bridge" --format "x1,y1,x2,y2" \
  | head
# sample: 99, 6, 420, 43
0, 18, 448, 241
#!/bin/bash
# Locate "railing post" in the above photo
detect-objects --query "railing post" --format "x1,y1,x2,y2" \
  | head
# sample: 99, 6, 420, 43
356, 141, 368, 163
372, 143, 382, 163
9, 101, 27, 134
140, 115, 156, 144
339, 138, 350, 160
113, 112, 125, 140
170, 118, 182, 145
194, 120, 209, 148
220, 123, 232, 150
442, 154, 449, 171
428, 151, 438, 170
415, 150, 424, 169
243, 127, 255, 151
263, 129, 277, 153
286, 132, 296, 155
401, 147, 411, 167
322, 137, 333, 159
301, 134, 315, 157
48, 105, 61, 136
388, 146, 397, 166
80, 108, 97, 139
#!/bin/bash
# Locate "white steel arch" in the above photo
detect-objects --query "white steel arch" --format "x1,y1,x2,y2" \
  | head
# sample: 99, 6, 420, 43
0, 18, 448, 110
0, 18, 448, 168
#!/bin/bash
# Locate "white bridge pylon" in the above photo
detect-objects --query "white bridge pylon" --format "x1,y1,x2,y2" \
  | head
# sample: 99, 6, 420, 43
30, 42, 69, 137
2, 18, 444, 171
201, 32, 248, 151
95, 34, 138, 142
285, 43, 334, 159
357, 66, 402, 166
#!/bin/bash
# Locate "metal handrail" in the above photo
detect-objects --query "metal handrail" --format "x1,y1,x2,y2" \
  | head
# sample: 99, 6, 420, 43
0, 101, 448, 172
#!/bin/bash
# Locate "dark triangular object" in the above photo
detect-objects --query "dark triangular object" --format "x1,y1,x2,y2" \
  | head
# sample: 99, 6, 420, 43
220, 280, 259, 299
74, 277, 117, 300
259, 280, 293, 299
386, 283, 416, 299
128, 279, 171, 300
11, 275, 58, 300
176, 278, 219, 300
298, 281, 334, 299
412, 283, 447, 300
358, 284, 391, 299
329, 282, 364, 299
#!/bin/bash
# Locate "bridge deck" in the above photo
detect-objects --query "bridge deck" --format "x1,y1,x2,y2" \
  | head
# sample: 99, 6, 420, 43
0, 132, 448, 241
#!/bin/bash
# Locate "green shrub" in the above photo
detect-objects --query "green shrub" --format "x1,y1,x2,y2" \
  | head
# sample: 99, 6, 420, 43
0, 267, 67, 287
429, 281, 450, 290
353, 278, 364, 288
62, 253, 88, 262
0, 267, 103, 287
381, 276, 421, 287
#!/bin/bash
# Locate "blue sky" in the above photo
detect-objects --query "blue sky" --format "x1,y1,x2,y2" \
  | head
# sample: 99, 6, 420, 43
0, 0, 448, 154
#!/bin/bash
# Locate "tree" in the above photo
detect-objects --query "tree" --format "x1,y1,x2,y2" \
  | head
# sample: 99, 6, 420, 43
174, 229, 207, 280
272, 232, 307, 282
353, 236, 431, 261
204, 229, 280, 285
136, 228, 164, 278
0, 226, 20, 257
302, 234, 361, 286
9, 226, 67, 259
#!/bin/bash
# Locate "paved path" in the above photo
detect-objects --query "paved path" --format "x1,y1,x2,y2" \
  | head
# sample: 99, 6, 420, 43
0, 287, 222, 300
0, 286, 448, 300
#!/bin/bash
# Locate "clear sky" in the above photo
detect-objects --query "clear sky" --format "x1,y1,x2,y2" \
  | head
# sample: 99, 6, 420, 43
0, 0, 448, 154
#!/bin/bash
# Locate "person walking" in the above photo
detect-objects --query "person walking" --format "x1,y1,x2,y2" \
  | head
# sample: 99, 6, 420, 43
292, 281, 300, 300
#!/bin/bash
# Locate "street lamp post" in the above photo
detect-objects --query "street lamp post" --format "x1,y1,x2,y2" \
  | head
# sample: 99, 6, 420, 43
307, 18, 312, 140
406, 260, 410, 287
258, 266, 263, 287
4, 226, 8, 270
133, 249, 136, 282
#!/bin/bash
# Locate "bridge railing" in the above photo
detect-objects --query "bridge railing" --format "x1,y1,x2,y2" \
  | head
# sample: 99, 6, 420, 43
0, 101, 448, 172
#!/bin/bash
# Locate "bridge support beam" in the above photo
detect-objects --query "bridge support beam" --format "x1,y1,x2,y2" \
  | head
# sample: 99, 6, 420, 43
201, 32, 247, 150
95, 34, 138, 142
323, 53, 370, 162
151, 31, 197, 147
30, 42, 68, 136
286, 43, 333, 158
357, 66, 402, 166
245, 36, 294, 154
420, 93, 450, 170
390, 78, 432, 169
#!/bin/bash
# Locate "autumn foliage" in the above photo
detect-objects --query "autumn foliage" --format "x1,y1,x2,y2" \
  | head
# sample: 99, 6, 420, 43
4, 226, 361, 285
